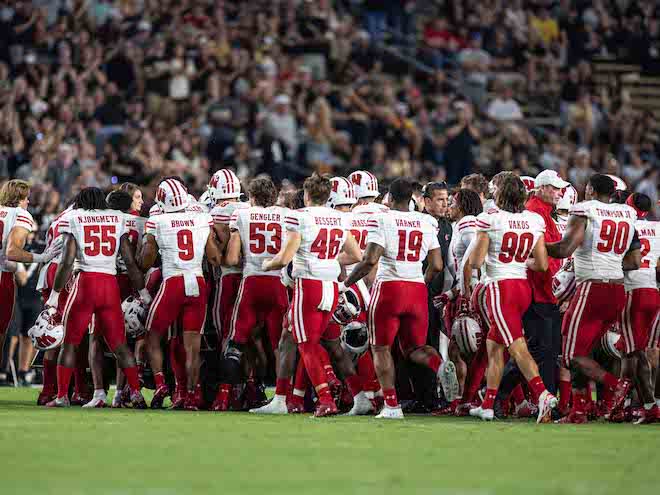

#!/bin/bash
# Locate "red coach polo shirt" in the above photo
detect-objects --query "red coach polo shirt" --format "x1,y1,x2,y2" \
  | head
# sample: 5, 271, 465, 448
526, 195, 562, 304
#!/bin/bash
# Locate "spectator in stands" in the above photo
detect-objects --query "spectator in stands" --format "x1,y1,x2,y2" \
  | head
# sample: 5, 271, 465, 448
487, 83, 524, 123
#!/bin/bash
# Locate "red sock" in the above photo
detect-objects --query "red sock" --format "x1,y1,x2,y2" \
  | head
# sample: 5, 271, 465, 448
602, 372, 618, 390
298, 342, 332, 403
123, 366, 140, 393
511, 384, 526, 406
383, 388, 399, 408
345, 374, 363, 397
357, 352, 380, 392
481, 388, 498, 410
42, 358, 56, 394
427, 353, 442, 374
559, 379, 571, 410
56, 366, 74, 399
154, 371, 166, 389
169, 337, 187, 389
463, 344, 488, 402
294, 360, 310, 393
275, 378, 290, 397
526, 376, 546, 402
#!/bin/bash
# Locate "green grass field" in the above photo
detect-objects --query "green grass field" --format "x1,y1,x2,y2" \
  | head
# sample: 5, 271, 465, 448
1, 388, 658, 495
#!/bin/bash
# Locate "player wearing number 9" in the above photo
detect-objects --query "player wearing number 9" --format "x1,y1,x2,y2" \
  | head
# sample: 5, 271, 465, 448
139, 179, 223, 410
547, 174, 642, 424
463, 172, 557, 423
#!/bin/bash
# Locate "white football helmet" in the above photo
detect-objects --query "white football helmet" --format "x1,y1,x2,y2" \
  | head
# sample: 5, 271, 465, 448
332, 289, 362, 325
327, 177, 357, 208
601, 329, 622, 359
340, 321, 369, 356
552, 260, 576, 305
155, 178, 189, 213
452, 314, 482, 355
199, 190, 214, 209
148, 203, 162, 217
209, 169, 241, 201
122, 296, 149, 337
28, 308, 64, 350
606, 174, 627, 191
557, 184, 578, 211
348, 170, 379, 199
520, 176, 536, 193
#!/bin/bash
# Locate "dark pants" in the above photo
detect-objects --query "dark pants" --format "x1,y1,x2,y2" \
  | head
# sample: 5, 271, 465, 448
497, 302, 561, 399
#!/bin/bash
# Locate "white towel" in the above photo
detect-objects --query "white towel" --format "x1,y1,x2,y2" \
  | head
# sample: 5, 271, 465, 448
317, 280, 336, 312
355, 279, 371, 308
183, 272, 200, 297
36, 261, 51, 292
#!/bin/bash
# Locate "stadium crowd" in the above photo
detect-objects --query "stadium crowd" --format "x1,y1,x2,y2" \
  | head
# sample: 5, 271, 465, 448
0, 1, 659, 422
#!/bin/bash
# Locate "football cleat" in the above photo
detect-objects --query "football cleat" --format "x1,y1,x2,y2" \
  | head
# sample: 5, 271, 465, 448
37, 390, 56, 406
370, 395, 384, 414
111, 393, 123, 409
604, 378, 632, 420
70, 391, 93, 407
250, 397, 288, 414
634, 405, 660, 425
344, 392, 374, 416
150, 384, 170, 409
469, 406, 494, 421
455, 400, 480, 417
287, 395, 306, 414
432, 399, 460, 416
555, 410, 588, 424
536, 391, 558, 424
211, 385, 231, 412
438, 361, 460, 402
130, 391, 147, 409
46, 396, 70, 408
314, 400, 339, 417
170, 387, 187, 410
514, 399, 538, 419
184, 393, 199, 411
375, 406, 404, 419
82, 396, 107, 408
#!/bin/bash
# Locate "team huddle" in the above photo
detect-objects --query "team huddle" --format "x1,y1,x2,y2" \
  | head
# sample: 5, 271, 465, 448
0, 166, 658, 423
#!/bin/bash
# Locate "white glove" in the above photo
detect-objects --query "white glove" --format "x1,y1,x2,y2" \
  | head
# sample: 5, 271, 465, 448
337, 281, 348, 293
46, 290, 60, 309
32, 237, 64, 264
261, 259, 271, 272
138, 288, 152, 306
0, 253, 18, 273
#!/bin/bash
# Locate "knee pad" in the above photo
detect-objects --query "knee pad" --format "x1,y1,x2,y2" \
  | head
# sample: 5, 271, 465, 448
569, 359, 589, 389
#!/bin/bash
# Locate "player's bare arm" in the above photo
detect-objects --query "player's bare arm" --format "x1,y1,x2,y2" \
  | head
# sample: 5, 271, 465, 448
342, 242, 384, 288
337, 232, 361, 266
263, 231, 301, 271
137, 233, 159, 271
526, 236, 549, 273
224, 230, 242, 266
214, 223, 231, 254
424, 247, 443, 286
119, 234, 146, 292
6, 225, 62, 264
463, 231, 489, 297
546, 215, 586, 259
204, 229, 223, 266
622, 230, 641, 271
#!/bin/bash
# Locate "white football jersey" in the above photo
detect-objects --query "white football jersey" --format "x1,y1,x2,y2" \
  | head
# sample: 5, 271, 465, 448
145, 210, 213, 280
230, 205, 287, 278
116, 214, 146, 273
448, 215, 478, 287
475, 209, 545, 281
285, 206, 352, 281
60, 209, 128, 275
211, 200, 250, 276
554, 213, 571, 268
367, 210, 440, 283
37, 207, 75, 289
569, 201, 637, 283
625, 220, 660, 291
0, 206, 34, 272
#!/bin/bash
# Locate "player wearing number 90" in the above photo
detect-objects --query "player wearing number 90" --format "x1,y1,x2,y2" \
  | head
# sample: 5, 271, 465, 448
547, 174, 642, 424
218, 177, 289, 400
139, 179, 223, 410
463, 172, 557, 423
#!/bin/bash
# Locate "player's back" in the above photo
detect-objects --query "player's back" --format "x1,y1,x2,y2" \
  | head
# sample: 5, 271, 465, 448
287, 206, 350, 281
232, 205, 286, 277
625, 219, 660, 290
369, 210, 439, 283
448, 215, 477, 279
476, 209, 545, 281
146, 209, 213, 280
63, 209, 127, 275
570, 200, 637, 282
211, 200, 249, 276
0, 206, 34, 264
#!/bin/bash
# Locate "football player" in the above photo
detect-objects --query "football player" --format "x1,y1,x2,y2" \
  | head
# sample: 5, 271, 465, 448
464, 173, 557, 423
342, 178, 452, 419
43, 187, 148, 408
140, 178, 222, 410
547, 174, 641, 423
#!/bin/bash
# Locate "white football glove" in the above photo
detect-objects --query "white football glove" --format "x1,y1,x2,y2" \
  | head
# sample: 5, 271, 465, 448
138, 288, 152, 306
46, 290, 60, 309
32, 237, 64, 264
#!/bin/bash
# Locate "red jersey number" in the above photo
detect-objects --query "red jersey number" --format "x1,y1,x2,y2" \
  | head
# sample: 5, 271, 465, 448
397, 230, 423, 261
249, 222, 282, 255
83, 225, 117, 256
350, 229, 369, 250
177, 229, 194, 261
596, 220, 631, 255
498, 232, 534, 263
639, 238, 651, 269
310, 228, 343, 259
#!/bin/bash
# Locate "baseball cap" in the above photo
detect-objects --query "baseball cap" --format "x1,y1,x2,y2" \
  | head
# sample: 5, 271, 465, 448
535, 170, 569, 189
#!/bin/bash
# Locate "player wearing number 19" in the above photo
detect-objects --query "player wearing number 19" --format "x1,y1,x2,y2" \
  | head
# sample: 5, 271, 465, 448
463, 173, 558, 423
140, 179, 223, 410
546, 174, 641, 424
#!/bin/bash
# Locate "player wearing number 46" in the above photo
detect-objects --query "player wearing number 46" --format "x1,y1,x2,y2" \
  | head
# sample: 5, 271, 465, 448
139, 178, 223, 411
546, 174, 642, 424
